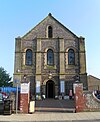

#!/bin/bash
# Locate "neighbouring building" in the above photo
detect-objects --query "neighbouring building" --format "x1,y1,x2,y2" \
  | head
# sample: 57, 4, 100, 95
88, 75, 100, 91
13, 13, 87, 99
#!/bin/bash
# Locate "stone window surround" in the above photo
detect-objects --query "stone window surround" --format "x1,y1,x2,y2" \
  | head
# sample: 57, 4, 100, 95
46, 25, 53, 38
65, 47, 76, 66
44, 47, 55, 68
47, 49, 54, 66
23, 48, 33, 66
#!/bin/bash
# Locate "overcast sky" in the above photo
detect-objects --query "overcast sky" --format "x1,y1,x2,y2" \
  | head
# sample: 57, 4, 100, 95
0, 0, 100, 79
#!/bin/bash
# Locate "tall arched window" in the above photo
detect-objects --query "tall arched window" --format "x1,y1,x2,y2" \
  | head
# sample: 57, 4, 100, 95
68, 49, 75, 65
48, 26, 53, 38
47, 49, 54, 66
26, 49, 32, 65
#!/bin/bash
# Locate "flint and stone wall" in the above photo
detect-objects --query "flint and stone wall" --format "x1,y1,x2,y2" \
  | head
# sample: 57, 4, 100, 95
74, 83, 100, 112
83, 91, 100, 111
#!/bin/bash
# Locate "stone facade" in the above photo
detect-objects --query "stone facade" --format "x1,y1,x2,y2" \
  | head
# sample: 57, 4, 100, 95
13, 13, 87, 99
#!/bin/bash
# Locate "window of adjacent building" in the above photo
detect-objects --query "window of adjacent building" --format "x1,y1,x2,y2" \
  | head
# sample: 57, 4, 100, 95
47, 49, 54, 66
26, 49, 32, 65
68, 49, 75, 65
48, 26, 53, 38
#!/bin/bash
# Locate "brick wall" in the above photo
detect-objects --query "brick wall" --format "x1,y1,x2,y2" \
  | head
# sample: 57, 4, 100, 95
20, 94, 29, 113
74, 83, 84, 112
74, 83, 100, 112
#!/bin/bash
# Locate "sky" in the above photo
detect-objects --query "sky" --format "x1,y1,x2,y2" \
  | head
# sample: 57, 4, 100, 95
0, 0, 100, 79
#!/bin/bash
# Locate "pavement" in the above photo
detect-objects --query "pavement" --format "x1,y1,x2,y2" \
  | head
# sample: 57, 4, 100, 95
0, 112, 100, 122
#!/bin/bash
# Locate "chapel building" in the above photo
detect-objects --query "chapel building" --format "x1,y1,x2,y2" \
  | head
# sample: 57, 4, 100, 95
13, 13, 87, 99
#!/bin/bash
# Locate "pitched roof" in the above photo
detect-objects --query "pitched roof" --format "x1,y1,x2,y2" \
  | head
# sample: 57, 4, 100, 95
22, 13, 78, 38
88, 75, 100, 81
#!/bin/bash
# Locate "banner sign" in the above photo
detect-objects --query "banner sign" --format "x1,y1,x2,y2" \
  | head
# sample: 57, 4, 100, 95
21, 83, 30, 94
36, 81, 40, 93
60, 81, 65, 93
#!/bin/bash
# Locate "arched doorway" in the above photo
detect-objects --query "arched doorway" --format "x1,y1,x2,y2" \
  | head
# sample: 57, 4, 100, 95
46, 80, 55, 98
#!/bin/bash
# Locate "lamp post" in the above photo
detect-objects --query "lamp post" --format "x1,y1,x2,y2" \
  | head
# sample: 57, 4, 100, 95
73, 74, 80, 81
16, 81, 18, 114
15, 69, 20, 114
14, 79, 19, 114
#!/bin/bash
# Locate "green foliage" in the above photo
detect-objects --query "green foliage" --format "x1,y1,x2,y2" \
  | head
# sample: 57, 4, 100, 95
0, 67, 12, 87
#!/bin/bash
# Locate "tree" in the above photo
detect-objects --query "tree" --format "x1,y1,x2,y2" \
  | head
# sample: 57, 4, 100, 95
0, 67, 12, 87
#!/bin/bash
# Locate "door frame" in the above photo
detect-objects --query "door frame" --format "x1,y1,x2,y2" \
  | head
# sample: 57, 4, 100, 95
46, 80, 55, 98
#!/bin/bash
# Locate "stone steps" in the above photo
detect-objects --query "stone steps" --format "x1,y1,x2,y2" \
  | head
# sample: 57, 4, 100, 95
35, 99, 76, 113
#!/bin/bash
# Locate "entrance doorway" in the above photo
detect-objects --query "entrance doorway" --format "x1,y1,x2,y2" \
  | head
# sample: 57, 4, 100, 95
46, 80, 55, 98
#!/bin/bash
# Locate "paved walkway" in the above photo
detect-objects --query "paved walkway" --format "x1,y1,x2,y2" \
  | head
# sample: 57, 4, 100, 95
0, 112, 100, 121
0, 99, 100, 121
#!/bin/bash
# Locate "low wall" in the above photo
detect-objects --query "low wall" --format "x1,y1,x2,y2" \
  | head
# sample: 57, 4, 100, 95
83, 91, 100, 111
74, 83, 100, 112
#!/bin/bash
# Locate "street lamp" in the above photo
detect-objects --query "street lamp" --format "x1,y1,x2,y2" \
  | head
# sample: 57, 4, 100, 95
73, 75, 80, 83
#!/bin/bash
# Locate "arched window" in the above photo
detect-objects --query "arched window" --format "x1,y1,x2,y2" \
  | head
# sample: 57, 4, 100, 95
48, 26, 53, 38
26, 49, 32, 65
47, 49, 54, 66
68, 49, 75, 65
